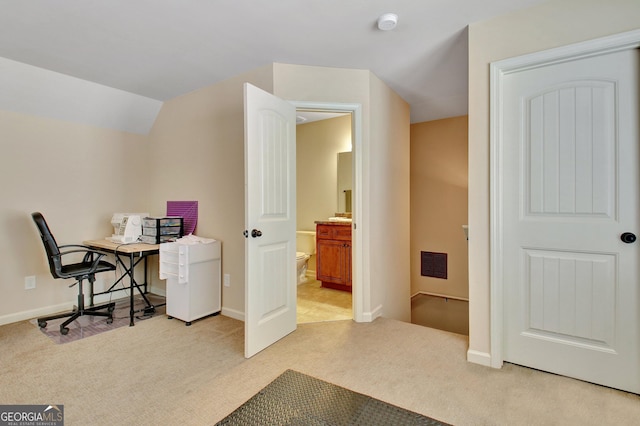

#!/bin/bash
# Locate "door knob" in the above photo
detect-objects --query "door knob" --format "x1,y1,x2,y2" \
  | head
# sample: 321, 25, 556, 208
251, 229, 262, 238
621, 232, 636, 244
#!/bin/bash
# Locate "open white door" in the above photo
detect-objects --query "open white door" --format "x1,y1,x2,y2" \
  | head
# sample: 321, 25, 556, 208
244, 83, 297, 358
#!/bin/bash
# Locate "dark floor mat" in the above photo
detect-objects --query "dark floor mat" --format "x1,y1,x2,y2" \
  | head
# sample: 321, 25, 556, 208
216, 369, 450, 425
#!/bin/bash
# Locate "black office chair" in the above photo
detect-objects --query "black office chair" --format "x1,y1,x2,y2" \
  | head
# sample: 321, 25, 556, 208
32, 212, 117, 335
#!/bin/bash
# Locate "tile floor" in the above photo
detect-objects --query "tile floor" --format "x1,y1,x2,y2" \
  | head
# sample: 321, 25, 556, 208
296, 278, 352, 323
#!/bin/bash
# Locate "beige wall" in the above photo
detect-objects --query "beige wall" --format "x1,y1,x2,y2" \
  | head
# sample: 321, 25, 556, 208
410, 116, 468, 300
274, 63, 411, 321
0, 109, 149, 323
147, 65, 273, 318
296, 115, 352, 232
147, 63, 410, 322
1, 61, 410, 325
468, 0, 640, 360
368, 73, 412, 321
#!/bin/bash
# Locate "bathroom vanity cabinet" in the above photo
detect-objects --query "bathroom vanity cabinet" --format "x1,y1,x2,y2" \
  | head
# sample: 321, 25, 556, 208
315, 222, 352, 292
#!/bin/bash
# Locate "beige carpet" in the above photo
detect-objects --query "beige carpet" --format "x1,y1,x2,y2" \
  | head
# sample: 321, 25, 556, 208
1, 313, 639, 425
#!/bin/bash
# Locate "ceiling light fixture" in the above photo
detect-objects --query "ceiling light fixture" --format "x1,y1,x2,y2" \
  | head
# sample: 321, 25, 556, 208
377, 13, 398, 31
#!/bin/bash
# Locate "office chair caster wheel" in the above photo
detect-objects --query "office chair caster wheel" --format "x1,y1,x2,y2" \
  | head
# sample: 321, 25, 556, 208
38, 320, 47, 328
60, 327, 69, 335
106, 317, 113, 325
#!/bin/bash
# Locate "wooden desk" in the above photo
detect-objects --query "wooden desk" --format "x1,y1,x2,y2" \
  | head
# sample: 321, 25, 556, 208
84, 239, 162, 326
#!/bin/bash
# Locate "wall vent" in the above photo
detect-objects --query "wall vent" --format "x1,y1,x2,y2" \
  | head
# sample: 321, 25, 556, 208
420, 251, 447, 279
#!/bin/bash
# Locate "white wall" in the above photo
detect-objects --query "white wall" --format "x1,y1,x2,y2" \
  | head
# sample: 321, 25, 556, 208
468, 0, 640, 363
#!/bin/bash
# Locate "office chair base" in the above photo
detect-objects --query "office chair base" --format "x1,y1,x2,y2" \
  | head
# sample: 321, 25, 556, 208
37, 302, 116, 335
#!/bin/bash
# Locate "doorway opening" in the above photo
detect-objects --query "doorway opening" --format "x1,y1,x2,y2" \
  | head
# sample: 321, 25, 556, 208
293, 102, 361, 324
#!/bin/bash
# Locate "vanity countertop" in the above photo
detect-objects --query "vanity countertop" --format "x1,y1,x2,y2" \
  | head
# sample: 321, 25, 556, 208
315, 220, 352, 226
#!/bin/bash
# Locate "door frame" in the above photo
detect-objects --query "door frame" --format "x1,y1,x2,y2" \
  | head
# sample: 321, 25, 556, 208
489, 29, 640, 368
292, 100, 366, 322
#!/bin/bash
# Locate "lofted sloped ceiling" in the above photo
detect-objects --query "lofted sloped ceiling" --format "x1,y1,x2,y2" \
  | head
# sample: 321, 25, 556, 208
0, 0, 546, 124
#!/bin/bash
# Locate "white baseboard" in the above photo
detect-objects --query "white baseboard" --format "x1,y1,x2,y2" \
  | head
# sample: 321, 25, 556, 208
357, 303, 382, 323
467, 349, 493, 367
149, 285, 166, 297
221, 306, 245, 321
370, 304, 383, 320
1, 288, 166, 327
0, 302, 73, 326
92, 286, 165, 304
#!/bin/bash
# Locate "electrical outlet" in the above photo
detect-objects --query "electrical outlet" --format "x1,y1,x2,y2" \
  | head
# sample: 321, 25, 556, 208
24, 276, 36, 290
223, 274, 230, 287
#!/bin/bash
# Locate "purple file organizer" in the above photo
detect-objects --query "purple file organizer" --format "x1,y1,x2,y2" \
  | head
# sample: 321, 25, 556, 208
167, 201, 198, 236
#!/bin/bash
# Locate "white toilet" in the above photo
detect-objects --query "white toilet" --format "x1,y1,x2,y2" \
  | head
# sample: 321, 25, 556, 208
296, 231, 316, 284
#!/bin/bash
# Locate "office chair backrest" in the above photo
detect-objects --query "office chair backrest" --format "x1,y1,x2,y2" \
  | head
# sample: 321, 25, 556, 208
31, 212, 63, 278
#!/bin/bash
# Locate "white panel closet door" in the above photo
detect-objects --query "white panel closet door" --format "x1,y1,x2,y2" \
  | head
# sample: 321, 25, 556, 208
502, 49, 639, 393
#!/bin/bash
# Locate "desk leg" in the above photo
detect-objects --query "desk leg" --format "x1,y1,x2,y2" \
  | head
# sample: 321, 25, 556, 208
143, 256, 148, 294
129, 253, 135, 326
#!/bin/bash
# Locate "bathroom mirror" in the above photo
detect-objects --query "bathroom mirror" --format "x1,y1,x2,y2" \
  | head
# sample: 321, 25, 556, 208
337, 151, 353, 213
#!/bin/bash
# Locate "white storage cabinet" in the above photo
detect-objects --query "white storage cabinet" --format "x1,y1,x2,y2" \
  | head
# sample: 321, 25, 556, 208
159, 241, 221, 325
